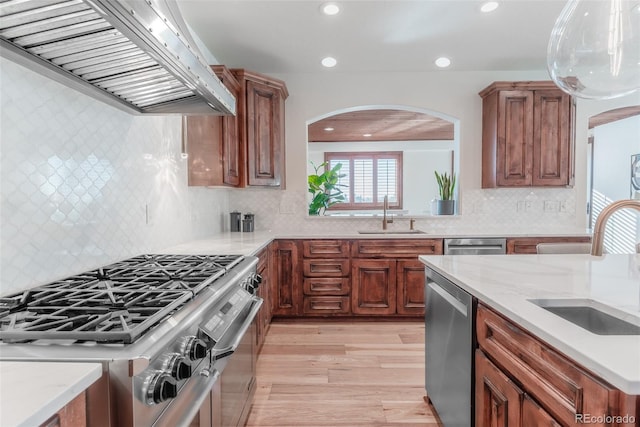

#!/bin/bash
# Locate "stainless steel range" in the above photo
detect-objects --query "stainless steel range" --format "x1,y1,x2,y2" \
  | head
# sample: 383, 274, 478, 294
0, 254, 263, 427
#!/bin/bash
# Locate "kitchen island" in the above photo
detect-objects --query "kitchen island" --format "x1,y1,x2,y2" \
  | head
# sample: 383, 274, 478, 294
420, 253, 640, 425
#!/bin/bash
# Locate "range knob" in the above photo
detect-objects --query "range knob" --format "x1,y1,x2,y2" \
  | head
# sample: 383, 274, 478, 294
164, 353, 192, 381
243, 273, 263, 294
181, 336, 208, 361
147, 372, 178, 405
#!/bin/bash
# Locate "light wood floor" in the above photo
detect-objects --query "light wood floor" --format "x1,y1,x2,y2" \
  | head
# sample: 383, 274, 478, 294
246, 321, 441, 427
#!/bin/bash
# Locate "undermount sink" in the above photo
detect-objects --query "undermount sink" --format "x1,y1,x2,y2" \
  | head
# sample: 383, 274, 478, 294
357, 230, 426, 234
528, 298, 640, 336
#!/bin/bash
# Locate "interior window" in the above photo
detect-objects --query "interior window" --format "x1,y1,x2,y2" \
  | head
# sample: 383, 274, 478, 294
325, 151, 403, 210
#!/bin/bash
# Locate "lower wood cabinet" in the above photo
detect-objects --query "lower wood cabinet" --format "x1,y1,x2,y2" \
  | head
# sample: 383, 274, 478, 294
475, 349, 523, 427
475, 304, 638, 426
351, 259, 396, 315
255, 246, 271, 352
270, 238, 443, 318
270, 240, 301, 316
506, 236, 591, 254
40, 392, 86, 427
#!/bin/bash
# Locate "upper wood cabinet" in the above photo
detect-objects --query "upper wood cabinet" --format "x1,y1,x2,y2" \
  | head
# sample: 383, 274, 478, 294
184, 66, 242, 187
480, 81, 575, 188
184, 66, 288, 188
231, 68, 288, 188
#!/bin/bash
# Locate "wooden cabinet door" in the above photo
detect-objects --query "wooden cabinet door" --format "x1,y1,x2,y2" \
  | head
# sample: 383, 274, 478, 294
532, 90, 571, 186
214, 66, 242, 187
480, 81, 574, 188
183, 115, 224, 187
351, 259, 396, 315
475, 350, 524, 427
270, 240, 301, 316
245, 79, 284, 187
522, 395, 562, 426
185, 65, 242, 187
255, 247, 271, 351
497, 90, 534, 187
396, 260, 425, 315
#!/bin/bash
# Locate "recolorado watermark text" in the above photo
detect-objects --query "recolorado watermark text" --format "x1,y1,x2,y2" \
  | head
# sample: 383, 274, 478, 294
576, 414, 636, 424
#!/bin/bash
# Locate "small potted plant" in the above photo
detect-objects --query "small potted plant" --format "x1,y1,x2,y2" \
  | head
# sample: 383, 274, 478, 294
308, 161, 347, 215
433, 171, 456, 215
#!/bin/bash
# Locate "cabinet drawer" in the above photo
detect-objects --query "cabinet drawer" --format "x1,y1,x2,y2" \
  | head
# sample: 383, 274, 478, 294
476, 304, 616, 425
303, 278, 350, 295
303, 259, 350, 277
352, 239, 443, 258
506, 236, 591, 254
303, 296, 350, 315
302, 240, 350, 258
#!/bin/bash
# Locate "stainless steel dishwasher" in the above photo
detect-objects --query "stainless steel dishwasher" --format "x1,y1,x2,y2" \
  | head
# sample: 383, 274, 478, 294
425, 238, 505, 426
444, 237, 507, 255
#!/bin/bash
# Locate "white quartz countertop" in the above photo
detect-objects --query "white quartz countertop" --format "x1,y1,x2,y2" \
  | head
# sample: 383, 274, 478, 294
160, 230, 591, 256
419, 253, 640, 395
0, 361, 102, 427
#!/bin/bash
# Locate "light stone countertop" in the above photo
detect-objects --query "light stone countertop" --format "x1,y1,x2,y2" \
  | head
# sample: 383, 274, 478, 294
419, 253, 640, 395
160, 230, 591, 256
0, 362, 102, 427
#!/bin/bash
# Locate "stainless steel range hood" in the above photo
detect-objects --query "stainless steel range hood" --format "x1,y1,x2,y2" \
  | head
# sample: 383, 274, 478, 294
0, 0, 235, 115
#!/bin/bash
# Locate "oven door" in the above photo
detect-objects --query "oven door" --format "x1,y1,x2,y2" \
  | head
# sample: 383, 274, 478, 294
159, 296, 263, 427
218, 317, 256, 427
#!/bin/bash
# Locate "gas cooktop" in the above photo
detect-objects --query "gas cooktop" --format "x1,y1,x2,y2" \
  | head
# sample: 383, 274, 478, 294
0, 254, 244, 344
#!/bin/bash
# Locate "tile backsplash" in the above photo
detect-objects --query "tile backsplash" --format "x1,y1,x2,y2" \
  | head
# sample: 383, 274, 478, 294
1, 58, 229, 295
229, 186, 583, 236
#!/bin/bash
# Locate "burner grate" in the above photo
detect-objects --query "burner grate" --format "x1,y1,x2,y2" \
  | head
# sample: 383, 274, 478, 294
0, 287, 192, 343
0, 254, 245, 344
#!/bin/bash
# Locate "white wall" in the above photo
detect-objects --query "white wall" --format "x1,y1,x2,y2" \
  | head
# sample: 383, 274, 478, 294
0, 58, 230, 295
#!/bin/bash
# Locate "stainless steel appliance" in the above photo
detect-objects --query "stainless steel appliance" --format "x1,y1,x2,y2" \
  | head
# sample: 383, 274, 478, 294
425, 268, 475, 427
444, 238, 507, 255
0, 0, 235, 115
0, 254, 262, 427
425, 238, 504, 425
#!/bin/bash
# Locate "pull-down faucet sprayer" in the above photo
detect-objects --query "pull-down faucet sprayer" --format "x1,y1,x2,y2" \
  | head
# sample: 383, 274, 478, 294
382, 195, 393, 230
591, 199, 640, 256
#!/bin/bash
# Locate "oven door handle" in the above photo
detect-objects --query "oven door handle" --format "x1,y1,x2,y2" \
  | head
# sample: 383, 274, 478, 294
211, 297, 263, 361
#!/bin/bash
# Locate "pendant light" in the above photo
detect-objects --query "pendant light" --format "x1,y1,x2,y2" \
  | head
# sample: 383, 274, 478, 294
547, 0, 640, 99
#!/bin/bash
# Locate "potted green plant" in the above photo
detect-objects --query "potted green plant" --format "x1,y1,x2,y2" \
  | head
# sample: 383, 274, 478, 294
308, 161, 347, 215
433, 171, 456, 215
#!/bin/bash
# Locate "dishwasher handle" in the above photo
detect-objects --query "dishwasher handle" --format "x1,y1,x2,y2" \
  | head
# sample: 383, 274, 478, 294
428, 281, 468, 316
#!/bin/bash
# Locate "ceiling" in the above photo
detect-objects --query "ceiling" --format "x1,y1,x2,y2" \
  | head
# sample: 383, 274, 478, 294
177, 0, 567, 74
308, 109, 454, 142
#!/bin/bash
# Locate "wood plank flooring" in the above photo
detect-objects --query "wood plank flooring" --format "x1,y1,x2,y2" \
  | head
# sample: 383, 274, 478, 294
246, 321, 441, 427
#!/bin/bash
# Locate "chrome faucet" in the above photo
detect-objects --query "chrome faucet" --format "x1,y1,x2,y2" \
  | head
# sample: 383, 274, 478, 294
382, 195, 393, 230
591, 199, 640, 256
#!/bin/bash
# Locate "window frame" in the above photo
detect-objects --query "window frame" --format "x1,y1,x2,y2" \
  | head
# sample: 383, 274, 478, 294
324, 151, 403, 210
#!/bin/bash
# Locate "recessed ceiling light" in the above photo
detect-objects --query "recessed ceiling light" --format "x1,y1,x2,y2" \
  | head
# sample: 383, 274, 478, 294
321, 56, 337, 68
324, 127, 334, 131
435, 57, 451, 68
363, 133, 372, 137
321, 2, 340, 15
480, 1, 499, 13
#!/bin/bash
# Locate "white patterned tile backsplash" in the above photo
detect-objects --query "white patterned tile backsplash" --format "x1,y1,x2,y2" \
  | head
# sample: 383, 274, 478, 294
229, 186, 583, 236
1, 58, 229, 295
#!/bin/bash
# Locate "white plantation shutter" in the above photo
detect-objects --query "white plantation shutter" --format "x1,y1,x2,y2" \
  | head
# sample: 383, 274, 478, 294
353, 159, 373, 203
325, 151, 402, 210
377, 158, 397, 203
